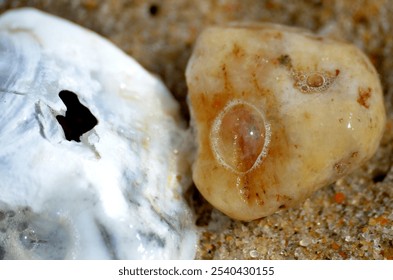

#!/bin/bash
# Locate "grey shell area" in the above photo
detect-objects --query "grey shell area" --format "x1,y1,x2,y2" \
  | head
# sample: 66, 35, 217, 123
0, 28, 196, 259
0, 31, 43, 96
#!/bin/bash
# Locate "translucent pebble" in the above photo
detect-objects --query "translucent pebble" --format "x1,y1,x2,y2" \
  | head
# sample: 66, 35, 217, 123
186, 23, 385, 220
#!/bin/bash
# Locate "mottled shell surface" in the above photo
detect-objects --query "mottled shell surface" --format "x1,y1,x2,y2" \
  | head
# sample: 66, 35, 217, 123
186, 23, 386, 221
0, 8, 197, 259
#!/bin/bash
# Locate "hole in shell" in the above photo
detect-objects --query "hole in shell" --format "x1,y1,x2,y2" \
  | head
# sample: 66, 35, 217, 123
56, 90, 98, 142
211, 100, 270, 173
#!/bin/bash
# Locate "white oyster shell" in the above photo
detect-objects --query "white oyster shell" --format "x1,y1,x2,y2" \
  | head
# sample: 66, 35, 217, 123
0, 8, 197, 259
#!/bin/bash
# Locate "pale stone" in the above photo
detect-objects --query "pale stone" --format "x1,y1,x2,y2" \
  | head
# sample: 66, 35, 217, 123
186, 23, 386, 221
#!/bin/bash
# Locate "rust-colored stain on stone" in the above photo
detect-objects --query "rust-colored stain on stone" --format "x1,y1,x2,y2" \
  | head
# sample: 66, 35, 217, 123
232, 43, 245, 58
357, 87, 372, 109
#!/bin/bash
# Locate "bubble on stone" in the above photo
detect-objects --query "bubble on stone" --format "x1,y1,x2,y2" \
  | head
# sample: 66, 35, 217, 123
307, 73, 325, 87
292, 70, 338, 94
211, 100, 271, 174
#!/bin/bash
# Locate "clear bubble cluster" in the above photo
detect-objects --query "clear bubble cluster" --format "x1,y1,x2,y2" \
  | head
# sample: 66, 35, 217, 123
292, 70, 339, 93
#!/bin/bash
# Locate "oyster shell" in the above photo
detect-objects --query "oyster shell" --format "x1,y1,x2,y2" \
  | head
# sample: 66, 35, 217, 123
0, 8, 197, 259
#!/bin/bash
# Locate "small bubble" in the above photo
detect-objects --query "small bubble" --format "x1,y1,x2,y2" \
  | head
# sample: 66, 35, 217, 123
19, 229, 39, 250
301, 85, 309, 92
307, 73, 325, 87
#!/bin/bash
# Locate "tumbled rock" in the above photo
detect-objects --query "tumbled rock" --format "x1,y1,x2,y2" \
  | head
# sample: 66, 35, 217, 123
186, 23, 386, 220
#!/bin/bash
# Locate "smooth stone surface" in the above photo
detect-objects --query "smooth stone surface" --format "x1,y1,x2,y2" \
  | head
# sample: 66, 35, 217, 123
0, 8, 197, 259
186, 23, 386, 221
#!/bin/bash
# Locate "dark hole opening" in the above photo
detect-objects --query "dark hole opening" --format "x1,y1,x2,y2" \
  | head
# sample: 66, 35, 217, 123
56, 90, 98, 142
149, 4, 159, 16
